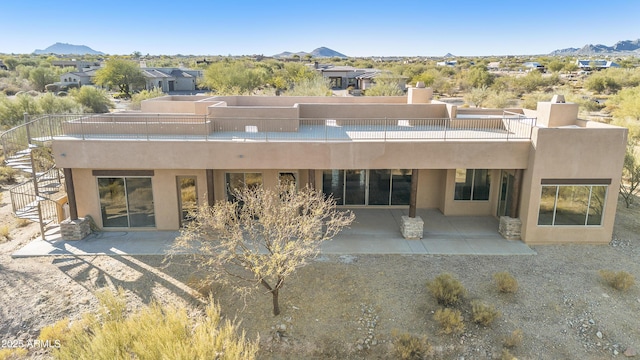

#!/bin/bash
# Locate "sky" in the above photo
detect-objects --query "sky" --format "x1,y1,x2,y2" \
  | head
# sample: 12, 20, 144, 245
1, 0, 639, 57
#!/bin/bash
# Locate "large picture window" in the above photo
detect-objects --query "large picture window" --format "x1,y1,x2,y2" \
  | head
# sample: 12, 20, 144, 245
538, 184, 607, 226
225, 173, 263, 202
98, 177, 155, 228
322, 169, 411, 206
454, 169, 490, 201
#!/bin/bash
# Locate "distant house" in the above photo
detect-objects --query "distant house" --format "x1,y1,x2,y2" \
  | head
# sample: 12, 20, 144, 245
59, 69, 98, 86
141, 68, 202, 92
58, 67, 203, 92
436, 60, 457, 67
576, 60, 620, 71
52, 60, 101, 72
355, 71, 407, 91
523, 62, 545, 72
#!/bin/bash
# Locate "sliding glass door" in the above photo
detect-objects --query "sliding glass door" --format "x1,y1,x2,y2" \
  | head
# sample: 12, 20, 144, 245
98, 177, 155, 228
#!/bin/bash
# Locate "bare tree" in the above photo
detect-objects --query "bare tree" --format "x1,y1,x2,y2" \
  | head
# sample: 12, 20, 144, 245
174, 184, 354, 316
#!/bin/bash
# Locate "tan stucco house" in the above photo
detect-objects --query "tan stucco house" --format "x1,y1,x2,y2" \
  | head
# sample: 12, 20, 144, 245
1, 88, 627, 244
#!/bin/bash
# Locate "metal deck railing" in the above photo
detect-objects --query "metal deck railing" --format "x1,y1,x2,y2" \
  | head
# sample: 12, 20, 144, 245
3, 114, 536, 143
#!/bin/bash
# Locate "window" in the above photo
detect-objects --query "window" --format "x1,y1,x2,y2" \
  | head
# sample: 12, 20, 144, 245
278, 172, 297, 187
225, 173, 263, 202
537, 184, 607, 226
322, 169, 411, 206
454, 169, 490, 201
98, 177, 155, 228
177, 176, 197, 227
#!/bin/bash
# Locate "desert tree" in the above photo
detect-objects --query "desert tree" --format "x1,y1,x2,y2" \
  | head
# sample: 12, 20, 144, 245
174, 184, 354, 316
620, 141, 640, 208
29, 66, 57, 92
201, 60, 265, 95
94, 57, 145, 98
364, 74, 406, 96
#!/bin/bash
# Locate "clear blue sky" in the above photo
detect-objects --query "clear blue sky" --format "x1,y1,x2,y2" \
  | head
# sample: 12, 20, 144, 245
1, 0, 638, 57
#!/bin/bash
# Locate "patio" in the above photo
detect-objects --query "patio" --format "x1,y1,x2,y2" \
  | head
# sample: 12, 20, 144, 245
11, 209, 535, 258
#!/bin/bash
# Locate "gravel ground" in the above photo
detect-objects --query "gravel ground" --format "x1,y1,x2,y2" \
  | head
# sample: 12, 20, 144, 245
0, 184, 638, 359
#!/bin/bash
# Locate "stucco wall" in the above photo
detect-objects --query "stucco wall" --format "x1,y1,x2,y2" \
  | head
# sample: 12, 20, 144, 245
519, 126, 627, 244
53, 140, 531, 171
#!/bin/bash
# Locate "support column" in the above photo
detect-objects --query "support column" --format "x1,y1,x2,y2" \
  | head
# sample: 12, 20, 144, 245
401, 169, 423, 239
510, 169, 523, 218
63, 168, 78, 220
409, 169, 419, 218
206, 169, 214, 206
308, 169, 316, 190
500, 169, 523, 240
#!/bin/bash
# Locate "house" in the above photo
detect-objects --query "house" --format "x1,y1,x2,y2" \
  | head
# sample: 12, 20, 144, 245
354, 71, 408, 92
51, 60, 101, 71
576, 60, 620, 71
59, 69, 98, 86
1, 89, 627, 245
523, 62, 545, 72
58, 66, 203, 92
141, 67, 203, 92
311, 63, 402, 90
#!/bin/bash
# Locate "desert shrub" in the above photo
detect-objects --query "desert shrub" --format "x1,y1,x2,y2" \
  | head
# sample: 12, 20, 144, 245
433, 308, 465, 335
392, 331, 432, 360
0, 166, 17, 184
493, 272, 519, 293
500, 348, 517, 360
599, 269, 635, 291
129, 88, 165, 110
16, 218, 31, 228
427, 273, 466, 306
0, 225, 10, 241
0, 348, 28, 360
471, 300, 500, 326
45, 83, 60, 93
45, 288, 258, 360
70, 86, 113, 113
39, 318, 70, 343
503, 328, 523, 348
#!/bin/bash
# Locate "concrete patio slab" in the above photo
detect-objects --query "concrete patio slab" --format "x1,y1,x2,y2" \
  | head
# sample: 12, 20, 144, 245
12, 209, 536, 258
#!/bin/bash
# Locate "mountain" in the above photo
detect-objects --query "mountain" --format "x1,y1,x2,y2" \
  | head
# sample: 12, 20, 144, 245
273, 47, 347, 58
549, 39, 640, 56
33, 42, 104, 55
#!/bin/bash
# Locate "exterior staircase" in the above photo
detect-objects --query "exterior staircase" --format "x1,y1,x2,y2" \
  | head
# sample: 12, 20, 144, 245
1, 115, 67, 240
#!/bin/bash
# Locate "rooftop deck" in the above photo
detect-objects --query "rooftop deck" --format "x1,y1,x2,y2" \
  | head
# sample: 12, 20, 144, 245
1, 114, 536, 157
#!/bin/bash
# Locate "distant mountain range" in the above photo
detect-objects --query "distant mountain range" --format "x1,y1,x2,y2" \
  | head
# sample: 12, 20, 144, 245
33, 42, 104, 55
550, 39, 640, 56
273, 47, 347, 58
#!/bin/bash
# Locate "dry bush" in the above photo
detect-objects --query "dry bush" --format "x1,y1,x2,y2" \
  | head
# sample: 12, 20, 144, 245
503, 328, 523, 349
493, 272, 519, 293
392, 331, 432, 360
471, 300, 500, 326
0, 348, 28, 360
599, 269, 635, 291
16, 218, 31, 228
42, 288, 258, 360
38, 318, 70, 343
426, 273, 466, 306
0, 166, 17, 185
433, 308, 465, 335
500, 348, 517, 360
0, 225, 10, 241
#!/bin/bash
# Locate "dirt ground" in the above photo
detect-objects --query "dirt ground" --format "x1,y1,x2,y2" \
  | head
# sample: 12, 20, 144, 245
0, 183, 639, 359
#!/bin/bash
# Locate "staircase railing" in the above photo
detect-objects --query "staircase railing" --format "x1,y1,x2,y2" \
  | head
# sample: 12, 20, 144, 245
1, 114, 68, 239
